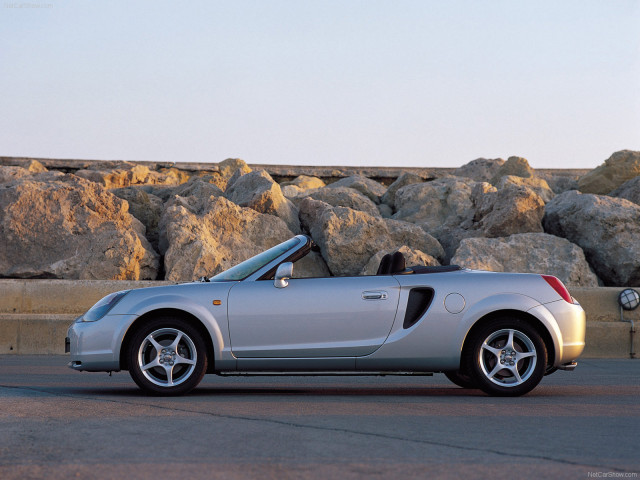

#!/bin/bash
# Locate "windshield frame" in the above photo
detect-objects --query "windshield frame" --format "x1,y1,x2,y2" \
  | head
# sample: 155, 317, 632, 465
209, 236, 306, 282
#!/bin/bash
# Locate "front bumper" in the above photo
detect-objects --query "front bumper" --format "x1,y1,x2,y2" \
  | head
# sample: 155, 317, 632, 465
67, 313, 139, 372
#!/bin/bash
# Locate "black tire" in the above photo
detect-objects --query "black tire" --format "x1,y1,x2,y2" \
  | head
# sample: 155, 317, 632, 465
464, 317, 547, 397
127, 316, 208, 396
444, 370, 477, 389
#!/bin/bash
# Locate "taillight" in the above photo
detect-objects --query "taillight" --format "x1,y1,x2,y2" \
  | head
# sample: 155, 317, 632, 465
542, 275, 572, 303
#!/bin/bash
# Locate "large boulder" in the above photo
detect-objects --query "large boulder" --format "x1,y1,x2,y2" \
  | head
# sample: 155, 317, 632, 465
326, 175, 386, 203
380, 172, 424, 209
451, 233, 599, 287
490, 156, 534, 184
472, 183, 545, 237
225, 170, 300, 233
543, 191, 640, 286
110, 187, 165, 250
393, 176, 476, 231
496, 175, 554, 203
361, 246, 439, 276
537, 172, 580, 194
454, 158, 505, 182
299, 198, 444, 276
608, 175, 640, 206
578, 150, 640, 194
0, 173, 158, 279
295, 186, 380, 218
393, 177, 477, 258
159, 196, 294, 281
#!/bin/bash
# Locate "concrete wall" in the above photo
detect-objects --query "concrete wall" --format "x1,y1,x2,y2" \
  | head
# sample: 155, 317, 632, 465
0, 280, 638, 357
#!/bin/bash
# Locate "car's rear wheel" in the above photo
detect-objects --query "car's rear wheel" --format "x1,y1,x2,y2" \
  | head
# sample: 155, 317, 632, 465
444, 370, 477, 389
127, 317, 207, 396
465, 317, 547, 397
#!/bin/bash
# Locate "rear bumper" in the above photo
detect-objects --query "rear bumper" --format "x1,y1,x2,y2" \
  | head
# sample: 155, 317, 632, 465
529, 299, 586, 366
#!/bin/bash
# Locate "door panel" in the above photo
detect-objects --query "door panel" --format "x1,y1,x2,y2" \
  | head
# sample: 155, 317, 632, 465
228, 276, 401, 358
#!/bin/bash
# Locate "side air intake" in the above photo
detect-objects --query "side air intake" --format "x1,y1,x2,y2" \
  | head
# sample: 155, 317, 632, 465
403, 288, 434, 329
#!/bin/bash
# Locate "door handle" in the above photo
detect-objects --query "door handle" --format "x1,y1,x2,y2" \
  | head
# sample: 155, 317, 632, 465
362, 291, 388, 300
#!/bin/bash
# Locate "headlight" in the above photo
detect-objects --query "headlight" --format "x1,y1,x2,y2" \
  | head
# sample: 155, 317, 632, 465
79, 290, 130, 322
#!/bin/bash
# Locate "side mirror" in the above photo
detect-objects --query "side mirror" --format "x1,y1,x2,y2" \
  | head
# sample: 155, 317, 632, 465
274, 262, 293, 289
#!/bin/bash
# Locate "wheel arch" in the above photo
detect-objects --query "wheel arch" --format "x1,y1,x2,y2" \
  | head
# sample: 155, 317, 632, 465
119, 308, 217, 373
461, 309, 556, 369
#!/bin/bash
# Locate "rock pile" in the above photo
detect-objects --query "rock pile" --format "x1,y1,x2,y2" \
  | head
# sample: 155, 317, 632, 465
1, 151, 638, 286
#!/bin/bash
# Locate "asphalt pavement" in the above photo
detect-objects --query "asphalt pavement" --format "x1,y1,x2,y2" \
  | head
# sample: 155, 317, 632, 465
0, 355, 638, 480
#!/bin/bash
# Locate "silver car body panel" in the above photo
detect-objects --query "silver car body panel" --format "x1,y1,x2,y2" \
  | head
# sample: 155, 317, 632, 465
68, 235, 586, 374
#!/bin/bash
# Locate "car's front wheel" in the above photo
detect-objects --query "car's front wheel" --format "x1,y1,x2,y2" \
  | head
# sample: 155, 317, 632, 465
465, 317, 547, 397
127, 317, 207, 396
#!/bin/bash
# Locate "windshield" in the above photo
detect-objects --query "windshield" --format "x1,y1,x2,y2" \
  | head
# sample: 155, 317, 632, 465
210, 237, 301, 282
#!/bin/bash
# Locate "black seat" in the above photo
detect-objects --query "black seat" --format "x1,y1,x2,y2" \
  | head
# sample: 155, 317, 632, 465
376, 254, 392, 275
377, 251, 406, 275
390, 251, 406, 274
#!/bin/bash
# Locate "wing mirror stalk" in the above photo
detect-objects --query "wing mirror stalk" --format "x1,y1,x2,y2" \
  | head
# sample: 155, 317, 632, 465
274, 262, 293, 288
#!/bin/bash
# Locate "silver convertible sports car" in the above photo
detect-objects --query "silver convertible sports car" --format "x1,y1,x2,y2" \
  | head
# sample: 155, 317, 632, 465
66, 235, 586, 397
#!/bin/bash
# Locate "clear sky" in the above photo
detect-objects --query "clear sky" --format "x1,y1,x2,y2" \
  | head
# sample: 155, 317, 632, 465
1, 0, 638, 168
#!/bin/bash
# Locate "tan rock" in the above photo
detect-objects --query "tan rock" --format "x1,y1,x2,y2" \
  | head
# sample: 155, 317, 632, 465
218, 158, 252, 180
490, 156, 534, 184
159, 196, 294, 281
281, 175, 325, 191
473, 184, 545, 237
225, 170, 300, 233
578, 150, 640, 194
451, 233, 599, 287
0, 173, 158, 279
75, 164, 185, 188
496, 175, 554, 203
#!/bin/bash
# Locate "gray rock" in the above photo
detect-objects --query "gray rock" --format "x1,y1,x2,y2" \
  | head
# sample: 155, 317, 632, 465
578, 150, 640, 195
380, 172, 424, 209
0, 173, 158, 279
454, 158, 505, 182
326, 175, 387, 203
451, 233, 599, 287
377, 203, 393, 218
609, 175, 640, 206
159, 195, 294, 281
225, 169, 300, 233
543, 190, 640, 286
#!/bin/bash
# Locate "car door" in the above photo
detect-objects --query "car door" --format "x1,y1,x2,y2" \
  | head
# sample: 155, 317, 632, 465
227, 276, 401, 358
